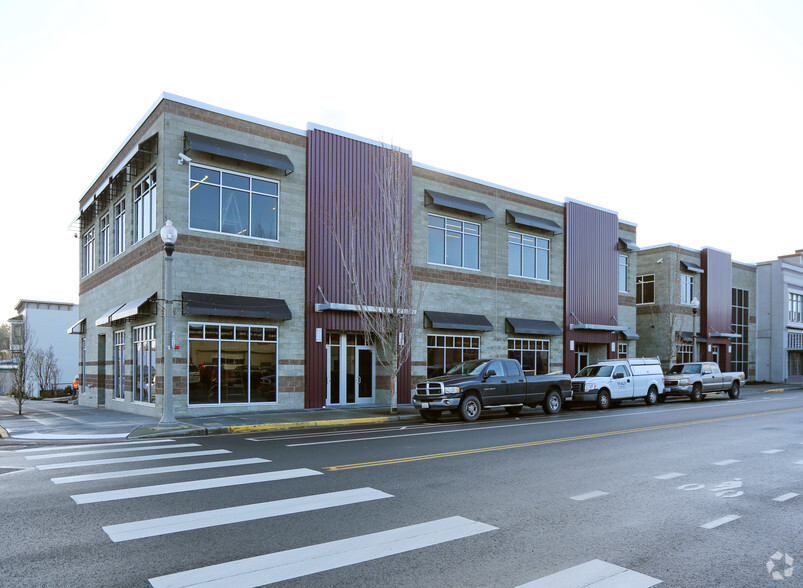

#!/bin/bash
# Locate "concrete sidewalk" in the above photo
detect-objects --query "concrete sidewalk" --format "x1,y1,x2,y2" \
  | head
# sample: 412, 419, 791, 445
0, 395, 420, 440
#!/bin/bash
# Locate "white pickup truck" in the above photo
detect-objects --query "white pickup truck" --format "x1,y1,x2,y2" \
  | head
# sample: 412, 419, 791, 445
571, 358, 665, 409
662, 362, 744, 402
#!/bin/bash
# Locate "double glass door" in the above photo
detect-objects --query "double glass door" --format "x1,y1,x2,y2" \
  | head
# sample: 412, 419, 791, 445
326, 333, 375, 405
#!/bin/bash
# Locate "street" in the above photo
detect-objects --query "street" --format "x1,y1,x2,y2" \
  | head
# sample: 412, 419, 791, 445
1, 387, 801, 587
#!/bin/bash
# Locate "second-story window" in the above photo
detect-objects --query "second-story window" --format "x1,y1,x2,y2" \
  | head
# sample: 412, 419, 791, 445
618, 254, 628, 293
790, 292, 803, 323
114, 197, 126, 256
427, 214, 480, 270
681, 274, 695, 305
82, 227, 95, 277
189, 164, 279, 240
508, 231, 549, 280
133, 170, 157, 243
636, 274, 655, 304
98, 213, 109, 266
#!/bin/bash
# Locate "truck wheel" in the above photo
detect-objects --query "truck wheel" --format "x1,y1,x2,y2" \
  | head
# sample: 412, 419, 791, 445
458, 394, 481, 422
728, 381, 741, 399
657, 394, 667, 403
690, 384, 703, 402
505, 406, 523, 416
543, 390, 562, 414
420, 409, 442, 422
596, 390, 611, 409
645, 386, 659, 405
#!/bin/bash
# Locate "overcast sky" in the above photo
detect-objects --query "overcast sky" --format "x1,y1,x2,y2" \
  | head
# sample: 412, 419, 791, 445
1, 0, 801, 318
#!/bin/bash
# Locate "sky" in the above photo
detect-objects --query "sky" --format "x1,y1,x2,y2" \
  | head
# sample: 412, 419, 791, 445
1, 0, 802, 318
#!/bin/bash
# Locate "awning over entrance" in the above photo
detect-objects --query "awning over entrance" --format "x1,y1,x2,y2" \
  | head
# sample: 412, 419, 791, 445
111, 293, 157, 322
184, 132, 295, 175
620, 327, 640, 340
709, 331, 741, 339
67, 318, 86, 335
681, 260, 704, 273
424, 189, 495, 219
506, 210, 563, 234
569, 322, 628, 332
679, 331, 705, 342
424, 310, 493, 331
182, 291, 292, 321
505, 317, 562, 336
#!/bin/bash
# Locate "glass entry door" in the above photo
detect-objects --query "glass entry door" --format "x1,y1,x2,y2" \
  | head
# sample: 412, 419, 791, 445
326, 333, 375, 405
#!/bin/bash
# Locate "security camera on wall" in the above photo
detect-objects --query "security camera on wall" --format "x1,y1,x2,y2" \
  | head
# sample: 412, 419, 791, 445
177, 153, 192, 165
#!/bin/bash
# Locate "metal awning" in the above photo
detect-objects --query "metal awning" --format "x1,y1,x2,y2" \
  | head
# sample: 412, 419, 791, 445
424, 189, 494, 219
182, 292, 292, 321
424, 311, 493, 331
709, 331, 741, 339
184, 132, 294, 175
681, 260, 704, 273
679, 331, 705, 342
506, 210, 563, 234
569, 322, 628, 332
619, 237, 639, 251
505, 317, 562, 336
620, 327, 640, 340
95, 303, 125, 327
315, 301, 416, 315
67, 318, 86, 335
111, 293, 157, 322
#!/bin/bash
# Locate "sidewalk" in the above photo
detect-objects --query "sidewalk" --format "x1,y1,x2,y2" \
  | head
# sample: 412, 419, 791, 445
0, 395, 420, 441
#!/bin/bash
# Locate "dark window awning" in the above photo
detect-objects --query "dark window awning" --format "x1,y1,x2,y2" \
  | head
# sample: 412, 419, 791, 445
424, 310, 493, 331
95, 303, 125, 327
67, 318, 86, 335
619, 327, 640, 340
184, 132, 294, 175
183, 292, 292, 321
681, 260, 704, 274
111, 294, 157, 322
679, 331, 706, 342
619, 237, 639, 251
505, 317, 562, 336
507, 210, 563, 234
425, 189, 494, 219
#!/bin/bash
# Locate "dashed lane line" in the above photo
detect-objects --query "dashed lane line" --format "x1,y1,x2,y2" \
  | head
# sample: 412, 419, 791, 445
700, 515, 741, 529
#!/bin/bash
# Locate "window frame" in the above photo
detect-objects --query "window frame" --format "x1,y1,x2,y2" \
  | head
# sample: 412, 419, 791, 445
133, 169, 157, 244
426, 334, 480, 378
618, 254, 628, 293
681, 274, 695, 305
507, 230, 550, 281
507, 337, 550, 374
426, 213, 481, 271
789, 292, 803, 324
81, 226, 95, 277
636, 274, 655, 305
98, 213, 110, 266
113, 197, 126, 256
113, 329, 125, 401
132, 324, 156, 404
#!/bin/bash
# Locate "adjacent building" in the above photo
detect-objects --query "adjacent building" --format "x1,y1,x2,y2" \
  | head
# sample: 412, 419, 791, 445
756, 250, 803, 383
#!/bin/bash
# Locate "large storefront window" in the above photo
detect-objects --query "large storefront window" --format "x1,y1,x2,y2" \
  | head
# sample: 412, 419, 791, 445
426, 335, 479, 378
133, 324, 155, 404
676, 343, 693, 364
427, 214, 480, 270
188, 323, 278, 405
507, 338, 549, 373
113, 330, 125, 400
731, 288, 749, 376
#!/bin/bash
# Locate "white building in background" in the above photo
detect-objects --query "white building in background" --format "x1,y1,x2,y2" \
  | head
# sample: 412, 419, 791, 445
9, 299, 78, 396
756, 250, 803, 384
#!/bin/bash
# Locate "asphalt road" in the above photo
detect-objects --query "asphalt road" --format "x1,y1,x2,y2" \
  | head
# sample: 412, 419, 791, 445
1, 388, 801, 587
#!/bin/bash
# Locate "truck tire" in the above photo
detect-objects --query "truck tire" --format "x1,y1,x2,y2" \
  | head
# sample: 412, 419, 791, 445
645, 385, 659, 405
505, 406, 523, 416
690, 383, 703, 402
420, 409, 442, 422
657, 394, 667, 403
543, 390, 562, 414
459, 393, 481, 422
596, 390, 611, 409
728, 381, 741, 399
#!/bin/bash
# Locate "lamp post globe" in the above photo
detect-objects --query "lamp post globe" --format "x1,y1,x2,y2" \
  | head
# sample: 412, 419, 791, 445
160, 220, 178, 256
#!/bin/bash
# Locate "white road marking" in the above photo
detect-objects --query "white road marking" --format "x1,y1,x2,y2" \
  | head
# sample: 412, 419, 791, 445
518, 559, 661, 587
761, 449, 784, 454
570, 490, 609, 501
36, 450, 231, 470
15, 439, 175, 453
712, 459, 740, 466
700, 515, 741, 529
654, 472, 685, 480
25, 443, 200, 460
71, 469, 322, 504
773, 493, 799, 502
104, 487, 393, 542
148, 516, 496, 587
51, 458, 270, 484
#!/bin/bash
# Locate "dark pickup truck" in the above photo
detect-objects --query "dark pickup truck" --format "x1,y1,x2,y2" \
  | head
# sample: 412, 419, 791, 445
412, 358, 572, 422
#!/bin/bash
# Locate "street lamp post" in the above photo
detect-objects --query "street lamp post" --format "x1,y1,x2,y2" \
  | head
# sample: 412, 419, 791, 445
691, 296, 700, 362
159, 220, 178, 426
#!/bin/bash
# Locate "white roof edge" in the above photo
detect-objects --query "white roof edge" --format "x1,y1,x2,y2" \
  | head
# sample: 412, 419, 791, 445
413, 161, 563, 208
15, 299, 78, 310
639, 243, 701, 254
701, 245, 732, 256
308, 122, 413, 155
564, 197, 619, 217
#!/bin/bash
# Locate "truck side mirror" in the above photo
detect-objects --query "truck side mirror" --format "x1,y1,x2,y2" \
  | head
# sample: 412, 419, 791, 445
485, 369, 497, 378
613, 372, 624, 379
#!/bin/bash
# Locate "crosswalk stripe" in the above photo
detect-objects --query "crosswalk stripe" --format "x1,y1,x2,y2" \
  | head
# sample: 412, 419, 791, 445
700, 515, 741, 529
51, 458, 270, 484
26, 443, 201, 460
518, 559, 661, 587
15, 439, 175, 453
36, 450, 231, 471
148, 516, 496, 587
104, 487, 393, 542
71, 469, 322, 504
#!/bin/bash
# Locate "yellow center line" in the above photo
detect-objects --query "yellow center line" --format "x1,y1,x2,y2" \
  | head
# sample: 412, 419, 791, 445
325, 407, 803, 471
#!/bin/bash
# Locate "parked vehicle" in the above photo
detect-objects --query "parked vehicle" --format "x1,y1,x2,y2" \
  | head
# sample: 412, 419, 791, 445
571, 358, 664, 409
412, 358, 572, 422
662, 362, 744, 402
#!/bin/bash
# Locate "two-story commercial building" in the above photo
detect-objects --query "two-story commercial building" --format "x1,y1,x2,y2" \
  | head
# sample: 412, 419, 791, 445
71, 93, 664, 418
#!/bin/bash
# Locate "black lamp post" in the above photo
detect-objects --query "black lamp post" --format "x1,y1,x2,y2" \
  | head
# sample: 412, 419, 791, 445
691, 296, 700, 362
158, 220, 178, 425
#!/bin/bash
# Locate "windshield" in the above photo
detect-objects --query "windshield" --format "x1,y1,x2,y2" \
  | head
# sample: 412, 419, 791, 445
575, 365, 613, 378
668, 364, 701, 375
445, 359, 489, 376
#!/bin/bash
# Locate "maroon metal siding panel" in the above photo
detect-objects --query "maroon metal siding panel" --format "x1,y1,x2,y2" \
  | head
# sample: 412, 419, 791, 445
564, 201, 619, 373
700, 248, 733, 368
305, 129, 413, 407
